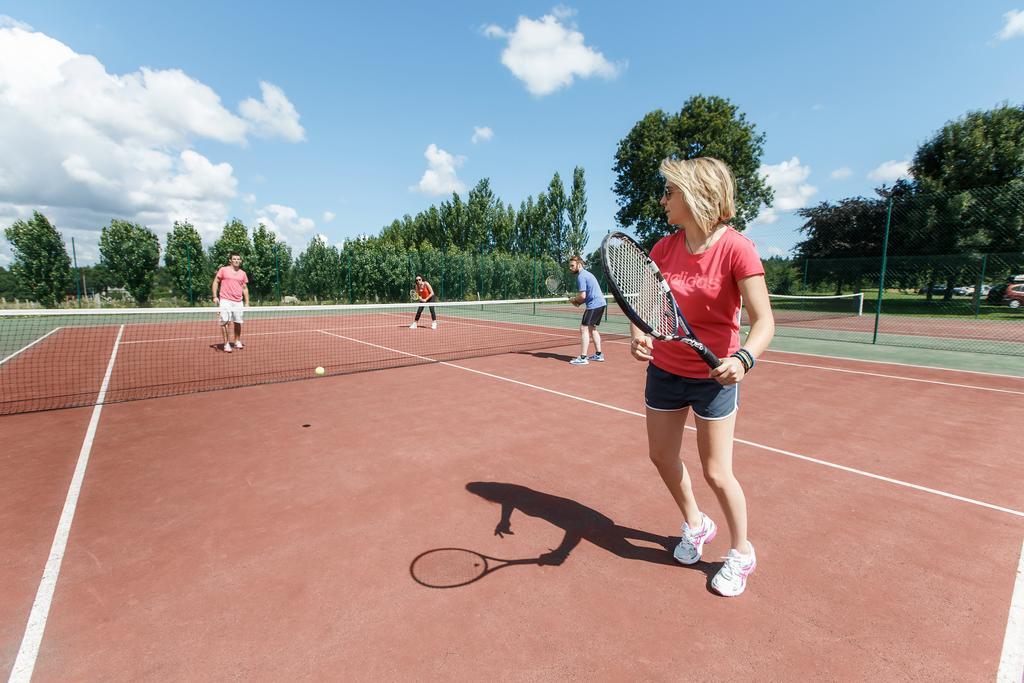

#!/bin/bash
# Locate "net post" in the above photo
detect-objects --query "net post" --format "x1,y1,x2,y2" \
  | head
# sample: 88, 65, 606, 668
872, 196, 893, 344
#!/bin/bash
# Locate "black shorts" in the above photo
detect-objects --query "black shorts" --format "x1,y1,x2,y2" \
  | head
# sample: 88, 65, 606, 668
644, 363, 738, 420
581, 306, 606, 326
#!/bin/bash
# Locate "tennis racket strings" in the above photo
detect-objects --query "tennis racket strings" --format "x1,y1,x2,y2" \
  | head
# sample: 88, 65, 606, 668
603, 235, 679, 337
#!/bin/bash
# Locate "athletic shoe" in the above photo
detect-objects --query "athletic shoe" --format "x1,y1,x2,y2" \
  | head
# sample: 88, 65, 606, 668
409, 322, 417, 329
430, 321, 437, 329
711, 545, 757, 597
673, 512, 717, 565
587, 352, 604, 362
569, 355, 589, 365
234, 341, 245, 349
223, 343, 233, 353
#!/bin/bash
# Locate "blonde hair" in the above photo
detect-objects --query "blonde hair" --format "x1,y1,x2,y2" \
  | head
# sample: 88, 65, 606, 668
660, 157, 736, 235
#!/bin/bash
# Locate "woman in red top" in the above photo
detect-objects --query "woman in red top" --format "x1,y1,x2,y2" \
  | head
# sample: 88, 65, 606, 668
630, 157, 774, 597
409, 275, 438, 329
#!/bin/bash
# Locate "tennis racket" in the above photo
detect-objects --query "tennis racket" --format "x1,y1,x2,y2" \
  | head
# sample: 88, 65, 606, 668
410, 547, 537, 588
600, 231, 721, 369
544, 274, 561, 294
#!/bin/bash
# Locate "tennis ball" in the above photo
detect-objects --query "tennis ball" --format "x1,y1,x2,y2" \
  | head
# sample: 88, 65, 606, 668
315, 366, 325, 376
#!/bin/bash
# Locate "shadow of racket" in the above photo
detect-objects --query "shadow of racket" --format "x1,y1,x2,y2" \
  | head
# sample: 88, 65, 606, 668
410, 547, 541, 588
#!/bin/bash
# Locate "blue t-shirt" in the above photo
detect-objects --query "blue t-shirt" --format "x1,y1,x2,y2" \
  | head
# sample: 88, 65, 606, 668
576, 269, 607, 310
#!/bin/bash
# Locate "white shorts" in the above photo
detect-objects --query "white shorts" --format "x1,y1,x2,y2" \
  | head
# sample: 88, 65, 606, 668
219, 299, 244, 324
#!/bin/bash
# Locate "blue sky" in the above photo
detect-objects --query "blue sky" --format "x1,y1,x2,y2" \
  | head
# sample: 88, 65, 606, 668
1, 1, 1022, 265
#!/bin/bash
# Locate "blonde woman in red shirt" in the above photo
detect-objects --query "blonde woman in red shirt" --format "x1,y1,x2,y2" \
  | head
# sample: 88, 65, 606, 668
630, 157, 774, 597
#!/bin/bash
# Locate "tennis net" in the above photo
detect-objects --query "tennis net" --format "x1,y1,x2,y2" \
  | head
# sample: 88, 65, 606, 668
0, 298, 630, 415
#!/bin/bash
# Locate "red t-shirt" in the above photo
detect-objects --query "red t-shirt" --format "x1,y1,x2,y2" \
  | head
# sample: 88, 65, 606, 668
649, 227, 765, 378
216, 266, 248, 302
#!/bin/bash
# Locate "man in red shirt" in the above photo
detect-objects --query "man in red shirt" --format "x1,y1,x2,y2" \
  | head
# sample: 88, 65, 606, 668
212, 252, 250, 352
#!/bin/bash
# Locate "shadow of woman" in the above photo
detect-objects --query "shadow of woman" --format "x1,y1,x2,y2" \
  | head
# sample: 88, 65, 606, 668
464, 481, 715, 576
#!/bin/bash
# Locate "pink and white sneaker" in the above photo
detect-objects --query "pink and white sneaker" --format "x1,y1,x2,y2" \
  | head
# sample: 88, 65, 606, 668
673, 512, 716, 565
711, 544, 757, 597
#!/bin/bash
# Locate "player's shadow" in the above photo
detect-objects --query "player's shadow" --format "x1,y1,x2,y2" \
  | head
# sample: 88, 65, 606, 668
514, 350, 577, 362
464, 481, 717, 578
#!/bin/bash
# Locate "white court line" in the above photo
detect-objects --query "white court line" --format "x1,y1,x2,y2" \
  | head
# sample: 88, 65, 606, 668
0, 327, 61, 366
765, 348, 1024, 380
998, 539, 1024, 682
315, 330, 1024, 519
760, 359, 1024, 396
8, 325, 124, 683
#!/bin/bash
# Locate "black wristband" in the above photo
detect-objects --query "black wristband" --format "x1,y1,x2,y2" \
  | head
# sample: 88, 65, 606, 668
731, 348, 754, 372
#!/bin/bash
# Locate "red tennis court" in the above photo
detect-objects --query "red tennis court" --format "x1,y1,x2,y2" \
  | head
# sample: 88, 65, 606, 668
2, 318, 1022, 680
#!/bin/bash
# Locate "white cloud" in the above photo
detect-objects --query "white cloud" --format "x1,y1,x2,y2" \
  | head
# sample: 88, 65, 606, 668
0, 25, 303, 260
753, 157, 817, 225
471, 126, 494, 144
238, 81, 305, 142
322, 211, 336, 223
0, 15, 32, 30
764, 246, 786, 257
483, 10, 622, 96
996, 9, 1024, 41
867, 159, 911, 183
254, 203, 316, 242
411, 144, 466, 196
830, 167, 852, 180
242, 193, 257, 204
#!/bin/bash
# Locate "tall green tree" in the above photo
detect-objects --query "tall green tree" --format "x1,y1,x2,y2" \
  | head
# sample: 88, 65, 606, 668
3, 211, 71, 307
209, 219, 253, 269
909, 104, 1024, 253
250, 224, 292, 301
294, 235, 342, 301
99, 220, 161, 305
613, 95, 773, 247
566, 166, 589, 258
546, 173, 567, 261
164, 221, 208, 304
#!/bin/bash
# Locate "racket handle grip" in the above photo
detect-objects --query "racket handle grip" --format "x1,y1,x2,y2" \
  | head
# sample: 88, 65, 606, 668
687, 340, 722, 369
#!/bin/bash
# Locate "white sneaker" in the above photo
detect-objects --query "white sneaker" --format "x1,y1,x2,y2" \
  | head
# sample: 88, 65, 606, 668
223, 343, 233, 353
587, 352, 604, 362
409, 322, 417, 329
711, 545, 757, 597
430, 321, 437, 329
673, 512, 717, 565
234, 341, 245, 349
569, 355, 589, 365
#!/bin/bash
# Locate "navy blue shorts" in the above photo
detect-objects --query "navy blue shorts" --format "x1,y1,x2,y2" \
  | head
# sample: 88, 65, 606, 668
581, 306, 605, 326
645, 363, 738, 420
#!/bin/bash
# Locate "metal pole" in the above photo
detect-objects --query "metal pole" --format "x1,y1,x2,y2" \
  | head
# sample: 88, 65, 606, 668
975, 254, 987, 317
802, 259, 809, 292
186, 246, 193, 306
275, 244, 282, 302
71, 237, 81, 306
872, 196, 894, 345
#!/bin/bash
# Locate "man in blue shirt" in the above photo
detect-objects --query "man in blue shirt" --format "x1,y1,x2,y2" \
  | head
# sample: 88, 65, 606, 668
567, 255, 607, 365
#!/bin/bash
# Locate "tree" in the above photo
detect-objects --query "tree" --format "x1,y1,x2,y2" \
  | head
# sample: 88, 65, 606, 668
546, 172, 567, 261
209, 219, 253, 269
164, 221, 208, 304
466, 178, 496, 252
294, 235, 342, 301
250, 224, 292, 301
566, 166, 589, 258
4, 211, 72, 307
613, 95, 773, 247
99, 220, 161, 305
909, 104, 1024, 253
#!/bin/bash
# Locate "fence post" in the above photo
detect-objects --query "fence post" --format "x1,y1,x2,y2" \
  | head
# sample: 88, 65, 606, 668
274, 244, 282, 302
71, 237, 81, 306
975, 254, 987, 317
872, 196, 894, 344
802, 259, 809, 292
186, 246, 194, 306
